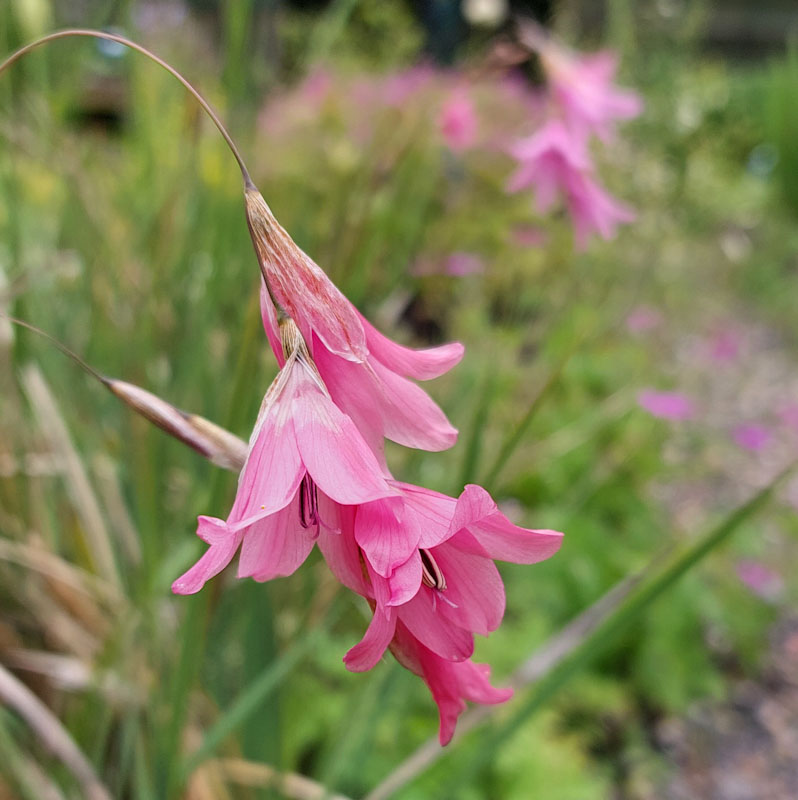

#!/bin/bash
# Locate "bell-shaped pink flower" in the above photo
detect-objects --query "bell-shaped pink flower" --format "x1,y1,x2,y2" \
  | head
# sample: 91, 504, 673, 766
259, 281, 460, 460
246, 189, 462, 458
507, 119, 635, 249
439, 88, 478, 153
538, 39, 642, 142
316, 482, 562, 740
390, 620, 513, 746
171, 322, 398, 594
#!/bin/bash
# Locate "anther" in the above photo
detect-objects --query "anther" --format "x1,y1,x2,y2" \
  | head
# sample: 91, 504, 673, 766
420, 549, 446, 591
298, 475, 319, 530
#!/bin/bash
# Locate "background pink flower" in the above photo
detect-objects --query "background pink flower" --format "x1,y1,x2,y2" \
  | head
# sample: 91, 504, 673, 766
637, 389, 695, 421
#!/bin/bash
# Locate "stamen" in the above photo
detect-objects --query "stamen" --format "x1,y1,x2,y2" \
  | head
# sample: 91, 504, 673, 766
420, 549, 447, 591
298, 475, 319, 530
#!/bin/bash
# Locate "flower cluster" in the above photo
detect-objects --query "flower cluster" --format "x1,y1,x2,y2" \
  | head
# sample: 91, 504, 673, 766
507, 27, 642, 249
173, 186, 563, 743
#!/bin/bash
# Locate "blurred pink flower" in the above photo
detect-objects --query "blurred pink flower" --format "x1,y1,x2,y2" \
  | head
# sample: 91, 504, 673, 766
511, 225, 549, 248
172, 324, 398, 595
733, 423, 771, 452
507, 120, 635, 249
445, 252, 485, 276
383, 64, 436, 106
320, 482, 562, 744
779, 403, 798, 432
248, 190, 463, 459
708, 327, 741, 363
539, 42, 643, 141
439, 88, 478, 152
626, 305, 662, 334
637, 389, 695, 421
736, 560, 783, 601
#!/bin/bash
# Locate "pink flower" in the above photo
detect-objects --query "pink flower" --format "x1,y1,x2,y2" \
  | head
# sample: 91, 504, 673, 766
247, 189, 463, 459
390, 621, 512, 745
778, 403, 798, 432
507, 120, 635, 249
736, 560, 783, 601
732, 423, 771, 452
171, 320, 398, 595
511, 225, 549, 248
637, 389, 695, 421
707, 327, 741, 363
445, 252, 484, 276
539, 42, 643, 142
626, 305, 662, 334
439, 88, 478, 152
318, 482, 563, 741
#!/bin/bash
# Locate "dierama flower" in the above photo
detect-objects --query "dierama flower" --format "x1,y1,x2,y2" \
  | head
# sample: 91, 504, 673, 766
531, 32, 643, 141
172, 318, 398, 594
389, 621, 512, 746
637, 389, 695, 422
317, 482, 563, 741
507, 119, 635, 249
439, 88, 478, 152
248, 190, 462, 458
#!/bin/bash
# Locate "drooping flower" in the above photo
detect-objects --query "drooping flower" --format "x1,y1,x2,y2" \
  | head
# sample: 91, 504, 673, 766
248, 189, 463, 459
637, 389, 695, 421
439, 88, 478, 152
507, 119, 635, 249
732, 423, 771, 453
626, 305, 662, 334
534, 34, 643, 142
389, 620, 513, 746
171, 318, 398, 594
317, 482, 563, 741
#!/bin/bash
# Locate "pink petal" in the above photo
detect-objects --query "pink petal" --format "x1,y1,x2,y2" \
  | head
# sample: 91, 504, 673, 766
227, 371, 306, 530
355, 498, 419, 577
386, 550, 423, 606
317, 506, 372, 597
343, 605, 397, 672
288, 360, 397, 505
451, 485, 564, 564
237, 493, 317, 581
359, 312, 464, 380
171, 517, 242, 594
315, 340, 458, 453
259, 281, 285, 368
398, 591, 474, 661
431, 534, 506, 636
394, 482, 458, 549
369, 355, 459, 451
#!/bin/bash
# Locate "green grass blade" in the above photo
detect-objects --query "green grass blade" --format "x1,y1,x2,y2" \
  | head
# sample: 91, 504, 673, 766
181, 627, 324, 778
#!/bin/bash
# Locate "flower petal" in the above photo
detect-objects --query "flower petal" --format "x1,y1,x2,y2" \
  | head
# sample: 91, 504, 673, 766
289, 361, 396, 505
398, 590, 474, 661
237, 493, 317, 581
343, 605, 397, 672
171, 517, 242, 595
317, 506, 372, 597
359, 312, 464, 380
355, 498, 419, 577
450, 485, 564, 564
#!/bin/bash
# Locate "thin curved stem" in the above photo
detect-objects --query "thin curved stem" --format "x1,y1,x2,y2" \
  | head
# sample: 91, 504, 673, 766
0, 28, 254, 189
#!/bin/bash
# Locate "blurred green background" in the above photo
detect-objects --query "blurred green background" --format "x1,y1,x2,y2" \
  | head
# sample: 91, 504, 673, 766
2, 1, 798, 798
